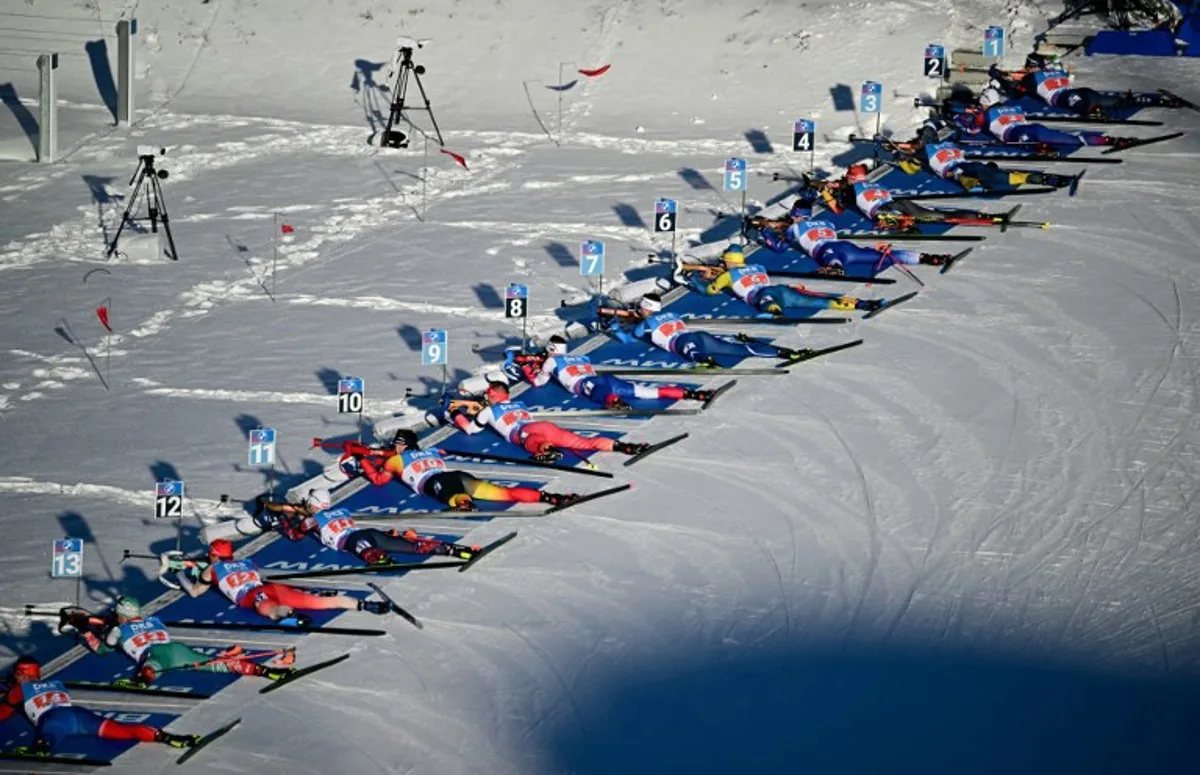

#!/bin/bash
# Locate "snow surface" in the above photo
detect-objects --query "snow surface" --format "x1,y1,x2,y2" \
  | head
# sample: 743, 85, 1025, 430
2, 0, 1200, 772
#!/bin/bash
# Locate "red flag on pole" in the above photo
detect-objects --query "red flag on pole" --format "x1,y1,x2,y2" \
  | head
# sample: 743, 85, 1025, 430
280, 224, 294, 234
440, 149, 469, 170
96, 305, 112, 333
578, 64, 611, 77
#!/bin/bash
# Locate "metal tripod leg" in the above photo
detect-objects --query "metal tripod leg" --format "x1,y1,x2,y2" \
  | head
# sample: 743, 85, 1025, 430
107, 165, 148, 256
150, 175, 179, 261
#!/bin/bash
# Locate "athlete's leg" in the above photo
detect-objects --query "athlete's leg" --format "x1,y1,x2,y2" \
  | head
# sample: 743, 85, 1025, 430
520, 421, 616, 453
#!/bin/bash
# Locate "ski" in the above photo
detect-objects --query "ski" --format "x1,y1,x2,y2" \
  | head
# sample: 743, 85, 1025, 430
539, 406, 702, 418
1069, 169, 1086, 197
683, 315, 852, 325
767, 270, 897, 284
162, 620, 386, 637
1158, 89, 1199, 113
864, 291, 919, 320
545, 483, 634, 514
365, 582, 423, 630
701, 379, 738, 410
0, 751, 111, 767
998, 204, 1023, 232
438, 448, 613, 479
63, 681, 210, 700
1004, 220, 1051, 230
776, 338, 865, 368
1035, 115, 1163, 126
940, 248, 973, 275
964, 152, 1123, 164
267, 560, 465, 581
260, 653, 351, 695
624, 433, 690, 467
176, 718, 241, 765
457, 531, 519, 572
903, 187, 1060, 201
594, 366, 788, 376
1100, 131, 1185, 155
839, 232, 985, 242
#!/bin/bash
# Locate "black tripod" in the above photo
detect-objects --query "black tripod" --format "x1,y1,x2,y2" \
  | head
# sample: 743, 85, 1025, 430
381, 46, 445, 149
107, 152, 178, 261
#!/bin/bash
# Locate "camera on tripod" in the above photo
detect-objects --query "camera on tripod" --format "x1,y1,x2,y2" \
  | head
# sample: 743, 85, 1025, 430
381, 39, 444, 150
136, 146, 169, 179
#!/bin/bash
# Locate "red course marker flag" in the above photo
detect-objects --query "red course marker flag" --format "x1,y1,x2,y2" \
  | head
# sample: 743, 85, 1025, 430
280, 223, 294, 234
440, 149, 469, 170
578, 64, 611, 77
96, 305, 112, 333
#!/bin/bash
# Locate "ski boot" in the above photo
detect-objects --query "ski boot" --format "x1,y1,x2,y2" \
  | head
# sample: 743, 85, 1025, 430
682, 388, 714, 402
532, 448, 563, 464
155, 730, 200, 749
876, 212, 917, 232
256, 665, 293, 682
613, 441, 650, 456
11, 739, 51, 756
918, 253, 950, 267
447, 493, 476, 512
357, 599, 389, 615
604, 394, 631, 410
277, 613, 312, 628
401, 529, 442, 554
764, 302, 783, 315
116, 663, 157, 688
1104, 136, 1139, 151
776, 347, 814, 363
539, 491, 580, 508
857, 298, 886, 313
815, 264, 845, 277
360, 548, 391, 565
442, 543, 482, 561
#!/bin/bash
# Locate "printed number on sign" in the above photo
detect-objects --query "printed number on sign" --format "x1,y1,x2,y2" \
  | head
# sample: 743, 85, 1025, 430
506, 296, 525, 318
654, 200, 677, 233
52, 552, 81, 578
155, 494, 182, 519
337, 391, 363, 413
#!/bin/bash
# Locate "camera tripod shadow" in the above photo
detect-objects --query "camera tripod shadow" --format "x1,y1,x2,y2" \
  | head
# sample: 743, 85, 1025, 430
521, 80, 559, 147
82, 175, 123, 248
351, 58, 389, 144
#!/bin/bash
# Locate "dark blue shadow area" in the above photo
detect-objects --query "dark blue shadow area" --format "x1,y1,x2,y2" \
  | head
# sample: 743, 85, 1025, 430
0, 82, 38, 155
612, 203, 645, 229
473, 283, 503, 309
744, 129, 773, 153
545, 241, 576, 268
233, 413, 265, 439
149, 461, 182, 484
315, 366, 342, 395
830, 83, 856, 111
351, 58, 389, 137
397, 324, 423, 351
84, 39, 117, 122
538, 643, 1200, 775
678, 168, 713, 190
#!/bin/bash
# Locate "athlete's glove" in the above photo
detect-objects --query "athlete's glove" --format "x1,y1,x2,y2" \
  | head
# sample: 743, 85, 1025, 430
158, 550, 189, 575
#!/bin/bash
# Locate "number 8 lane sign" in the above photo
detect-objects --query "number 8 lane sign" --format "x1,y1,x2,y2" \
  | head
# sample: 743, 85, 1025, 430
505, 284, 528, 318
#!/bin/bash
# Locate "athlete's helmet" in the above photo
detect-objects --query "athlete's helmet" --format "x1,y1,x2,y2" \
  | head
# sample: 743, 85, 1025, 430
546, 334, 568, 357
722, 246, 745, 266
979, 86, 1003, 108
640, 294, 663, 314
484, 381, 509, 404
208, 538, 235, 560
307, 488, 332, 511
1024, 52, 1051, 70
115, 595, 142, 620
846, 164, 869, 183
392, 429, 420, 450
11, 655, 40, 683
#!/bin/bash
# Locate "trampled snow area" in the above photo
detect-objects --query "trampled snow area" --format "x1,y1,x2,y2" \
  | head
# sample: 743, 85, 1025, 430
2, 0, 1200, 772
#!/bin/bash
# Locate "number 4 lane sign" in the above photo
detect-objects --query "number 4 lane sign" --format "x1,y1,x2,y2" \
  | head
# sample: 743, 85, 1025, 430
52, 538, 83, 578
792, 120, 814, 152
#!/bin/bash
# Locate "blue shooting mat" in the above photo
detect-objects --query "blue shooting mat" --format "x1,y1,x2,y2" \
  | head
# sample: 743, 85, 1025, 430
823, 202, 959, 237
875, 162, 1059, 199
667, 286, 799, 321
439, 423, 626, 465
941, 94, 1140, 121
953, 133, 1088, 159
586, 332, 771, 369
0, 708, 179, 761
516, 377, 699, 416
335, 474, 540, 516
